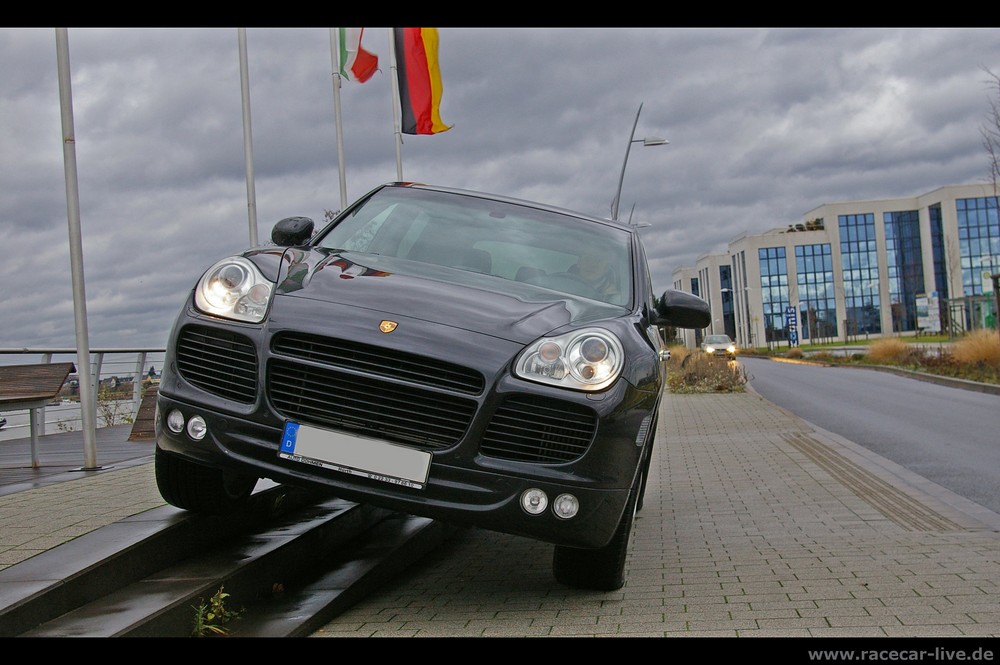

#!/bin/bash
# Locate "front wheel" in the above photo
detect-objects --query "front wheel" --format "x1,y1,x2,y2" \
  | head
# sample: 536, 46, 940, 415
155, 446, 258, 515
552, 480, 639, 591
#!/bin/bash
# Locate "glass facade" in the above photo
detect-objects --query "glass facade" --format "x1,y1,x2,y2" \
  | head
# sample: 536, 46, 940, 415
883, 210, 925, 332
956, 196, 1000, 296
794, 243, 837, 340
719, 264, 735, 339
839, 213, 881, 335
690, 276, 702, 345
929, 204, 948, 298
758, 247, 790, 343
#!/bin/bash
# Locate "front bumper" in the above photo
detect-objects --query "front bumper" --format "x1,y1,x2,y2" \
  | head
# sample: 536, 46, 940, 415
156, 388, 651, 548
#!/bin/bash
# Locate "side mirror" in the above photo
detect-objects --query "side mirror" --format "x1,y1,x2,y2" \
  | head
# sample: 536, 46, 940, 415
654, 289, 711, 329
271, 216, 315, 246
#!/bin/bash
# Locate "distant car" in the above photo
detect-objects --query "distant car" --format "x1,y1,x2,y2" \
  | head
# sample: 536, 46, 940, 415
701, 334, 737, 359
153, 182, 710, 591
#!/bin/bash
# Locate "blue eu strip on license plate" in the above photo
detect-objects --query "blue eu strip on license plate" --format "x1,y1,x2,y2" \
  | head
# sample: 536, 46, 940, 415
279, 421, 431, 489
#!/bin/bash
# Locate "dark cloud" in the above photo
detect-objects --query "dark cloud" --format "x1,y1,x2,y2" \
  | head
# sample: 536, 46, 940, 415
3, 27, 999, 348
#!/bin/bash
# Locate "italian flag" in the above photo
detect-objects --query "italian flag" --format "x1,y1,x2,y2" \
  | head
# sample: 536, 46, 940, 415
339, 28, 379, 83
393, 28, 451, 135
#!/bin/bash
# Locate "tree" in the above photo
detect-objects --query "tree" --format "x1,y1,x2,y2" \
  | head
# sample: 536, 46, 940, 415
981, 67, 1000, 342
982, 67, 1000, 197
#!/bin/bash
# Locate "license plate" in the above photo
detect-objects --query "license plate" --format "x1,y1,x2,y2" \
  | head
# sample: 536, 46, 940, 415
278, 422, 431, 490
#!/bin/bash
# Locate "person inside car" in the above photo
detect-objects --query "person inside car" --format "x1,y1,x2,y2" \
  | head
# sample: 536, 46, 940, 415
571, 254, 619, 297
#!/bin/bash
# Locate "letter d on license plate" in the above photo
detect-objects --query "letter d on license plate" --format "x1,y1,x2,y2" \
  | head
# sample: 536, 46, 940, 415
279, 422, 431, 489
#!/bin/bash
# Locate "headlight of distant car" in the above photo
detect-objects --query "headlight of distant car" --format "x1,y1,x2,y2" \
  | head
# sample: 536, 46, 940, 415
193, 256, 273, 323
704, 344, 716, 353
514, 328, 624, 391
727, 344, 736, 354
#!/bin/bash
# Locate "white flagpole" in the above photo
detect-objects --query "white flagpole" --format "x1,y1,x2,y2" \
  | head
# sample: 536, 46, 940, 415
388, 28, 403, 181
54, 28, 99, 469
237, 29, 259, 246
329, 28, 348, 211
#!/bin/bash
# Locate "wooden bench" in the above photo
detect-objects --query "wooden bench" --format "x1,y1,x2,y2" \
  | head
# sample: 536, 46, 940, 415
0, 362, 76, 468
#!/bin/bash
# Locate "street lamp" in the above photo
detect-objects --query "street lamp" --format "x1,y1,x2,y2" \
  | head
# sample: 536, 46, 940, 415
611, 102, 668, 221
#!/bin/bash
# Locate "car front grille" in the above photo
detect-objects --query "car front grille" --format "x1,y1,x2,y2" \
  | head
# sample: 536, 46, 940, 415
480, 394, 597, 463
268, 359, 477, 450
271, 331, 485, 395
175, 325, 259, 403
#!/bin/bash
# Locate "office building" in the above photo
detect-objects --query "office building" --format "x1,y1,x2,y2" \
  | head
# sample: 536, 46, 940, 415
672, 183, 1000, 349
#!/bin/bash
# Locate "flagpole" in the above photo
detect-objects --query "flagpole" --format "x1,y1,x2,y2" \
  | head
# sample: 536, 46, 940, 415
237, 29, 259, 246
388, 28, 403, 181
54, 28, 99, 469
329, 28, 348, 211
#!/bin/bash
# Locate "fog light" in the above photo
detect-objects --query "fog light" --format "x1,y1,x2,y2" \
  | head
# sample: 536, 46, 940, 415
166, 409, 185, 434
186, 415, 207, 441
552, 494, 579, 519
520, 488, 548, 515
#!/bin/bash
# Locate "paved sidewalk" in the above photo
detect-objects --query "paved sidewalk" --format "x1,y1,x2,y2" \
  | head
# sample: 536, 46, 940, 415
1, 390, 999, 638
311, 391, 1000, 638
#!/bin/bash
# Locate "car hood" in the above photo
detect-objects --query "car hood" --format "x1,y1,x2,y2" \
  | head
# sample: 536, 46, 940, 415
256, 247, 627, 345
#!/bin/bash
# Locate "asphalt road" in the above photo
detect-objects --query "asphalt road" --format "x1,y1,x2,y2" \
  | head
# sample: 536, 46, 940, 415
741, 356, 1000, 514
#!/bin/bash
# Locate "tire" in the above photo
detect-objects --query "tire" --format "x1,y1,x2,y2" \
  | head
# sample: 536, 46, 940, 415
552, 477, 639, 591
155, 446, 257, 515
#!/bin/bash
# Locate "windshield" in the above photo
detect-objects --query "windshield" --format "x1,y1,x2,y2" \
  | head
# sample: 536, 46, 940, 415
704, 335, 732, 344
314, 186, 633, 307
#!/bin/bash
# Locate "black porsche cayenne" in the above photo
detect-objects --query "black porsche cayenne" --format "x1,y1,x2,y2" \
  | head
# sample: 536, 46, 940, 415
154, 182, 709, 590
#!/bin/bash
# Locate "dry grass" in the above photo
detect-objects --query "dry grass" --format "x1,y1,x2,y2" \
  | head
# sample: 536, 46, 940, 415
666, 349, 747, 393
951, 330, 1000, 366
866, 338, 911, 364
773, 332, 1000, 385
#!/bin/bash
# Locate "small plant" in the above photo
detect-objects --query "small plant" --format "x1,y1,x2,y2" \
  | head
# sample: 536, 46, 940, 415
785, 347, 804, 359
666, 351, 747, 393
951, 330, 1000, 366
96, 387, 136, 427
191, 585, 244, 637
55, 419, 77, 432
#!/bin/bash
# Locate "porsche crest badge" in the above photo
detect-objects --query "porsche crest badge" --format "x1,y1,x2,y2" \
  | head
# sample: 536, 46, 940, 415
379, 320, 398, 333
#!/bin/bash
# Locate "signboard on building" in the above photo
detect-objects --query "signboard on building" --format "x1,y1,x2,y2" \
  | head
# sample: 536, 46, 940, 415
916, 292, 941, 333
785, 305, 798, 346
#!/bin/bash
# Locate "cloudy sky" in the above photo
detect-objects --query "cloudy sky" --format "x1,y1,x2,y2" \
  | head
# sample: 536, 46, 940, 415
3, 26, 1000, 351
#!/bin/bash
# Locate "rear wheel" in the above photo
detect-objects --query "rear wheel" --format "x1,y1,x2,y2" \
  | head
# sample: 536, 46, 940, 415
155, 446, 257, 515
552, 477, 639, 591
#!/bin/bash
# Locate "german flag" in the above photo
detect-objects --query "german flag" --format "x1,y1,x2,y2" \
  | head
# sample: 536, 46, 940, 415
393, 28, 451, 135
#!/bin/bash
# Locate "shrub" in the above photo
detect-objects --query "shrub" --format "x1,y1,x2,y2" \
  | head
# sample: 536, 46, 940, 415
866, 338, 911, 364
666, 351, 747, 393
951, 330, 1000, 367
785, 348, 804, 359
668, 344, 692, 365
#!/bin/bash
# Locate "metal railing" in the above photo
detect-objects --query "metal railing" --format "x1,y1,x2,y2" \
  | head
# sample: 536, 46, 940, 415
0, 347, 166, 440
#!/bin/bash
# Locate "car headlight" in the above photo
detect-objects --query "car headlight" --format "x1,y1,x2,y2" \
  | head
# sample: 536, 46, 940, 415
727, 344, 736, 354
194, 256, 274, 323
705, 345, 716, 353
514, 328, 624, 391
